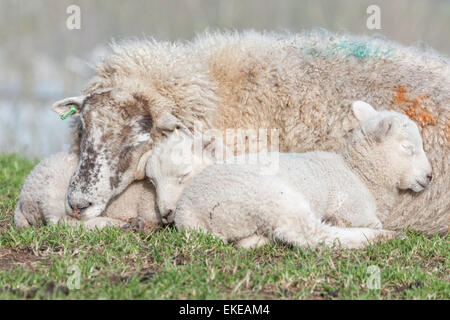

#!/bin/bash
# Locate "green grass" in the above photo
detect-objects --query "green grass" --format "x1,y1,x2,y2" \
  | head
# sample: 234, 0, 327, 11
0, 153, 448, 299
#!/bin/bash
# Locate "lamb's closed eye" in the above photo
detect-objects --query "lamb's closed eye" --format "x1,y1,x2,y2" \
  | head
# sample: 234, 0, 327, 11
178, 172, 191, 184
401, 143, 415, 155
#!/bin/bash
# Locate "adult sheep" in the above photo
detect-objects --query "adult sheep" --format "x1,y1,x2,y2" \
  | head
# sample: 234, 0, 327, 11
51, 30, 449, 235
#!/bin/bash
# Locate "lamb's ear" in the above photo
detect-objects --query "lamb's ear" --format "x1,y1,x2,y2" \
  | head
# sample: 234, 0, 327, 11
371, 117, 395, 142
134, 149, 153, 180
51, 96, 86, 118
202, 135, 227, 163
352, 101, 378, 123
157, 113, 192, 137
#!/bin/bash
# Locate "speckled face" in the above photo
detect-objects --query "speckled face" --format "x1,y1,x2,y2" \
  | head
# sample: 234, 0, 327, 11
66, 90, 153, 218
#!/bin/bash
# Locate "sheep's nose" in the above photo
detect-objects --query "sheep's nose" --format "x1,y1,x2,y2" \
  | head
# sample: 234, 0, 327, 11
68, 197, 91, 210
67, 195, 91, 217
427, 173, 432, 182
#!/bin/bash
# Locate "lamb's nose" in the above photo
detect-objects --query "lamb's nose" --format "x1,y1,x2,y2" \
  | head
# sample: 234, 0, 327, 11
161, 209, 175, 224
427, 174, 432, 182
167, 209, 175, 223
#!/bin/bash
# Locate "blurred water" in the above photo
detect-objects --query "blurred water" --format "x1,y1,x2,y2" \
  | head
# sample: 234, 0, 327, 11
0, 99, 71, 157
0, 0, 449, 158
0, 51, 93, 158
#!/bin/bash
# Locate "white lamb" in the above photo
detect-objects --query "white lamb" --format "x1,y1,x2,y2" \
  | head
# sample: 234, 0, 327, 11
14, 152, 160, 230
144, 113, 228, 224
146, 101, 432, 249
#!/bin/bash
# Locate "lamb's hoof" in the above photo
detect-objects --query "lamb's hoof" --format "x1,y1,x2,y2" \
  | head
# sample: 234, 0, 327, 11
384, 230, 397, 241
121, 223, 131, 230
128, 218, 144, 231
374, 230, 396, 243
395, 231, 407, 240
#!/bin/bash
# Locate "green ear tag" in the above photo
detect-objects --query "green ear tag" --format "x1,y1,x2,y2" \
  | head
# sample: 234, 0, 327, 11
60, 106, 77, 120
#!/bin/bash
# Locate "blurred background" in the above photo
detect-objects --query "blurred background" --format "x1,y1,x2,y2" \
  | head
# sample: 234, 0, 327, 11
1, 0, 449, 158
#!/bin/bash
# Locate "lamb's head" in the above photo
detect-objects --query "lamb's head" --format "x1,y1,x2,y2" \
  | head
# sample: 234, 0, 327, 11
349, 101, 432, 193
145, 114, 226, 224
52, 88, 154, 219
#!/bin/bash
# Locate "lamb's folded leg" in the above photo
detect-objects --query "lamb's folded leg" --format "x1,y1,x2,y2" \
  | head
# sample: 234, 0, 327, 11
83, 217, 131, 230
236, 235, 270, 249
272, 207, 395, 249
14, 200, 31, 228
58, 216, 130, 230
14, 199, 47, 227
310, 225, 395, 249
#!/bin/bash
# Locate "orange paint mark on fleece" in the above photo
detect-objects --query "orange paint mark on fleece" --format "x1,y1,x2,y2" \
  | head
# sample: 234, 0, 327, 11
394, 85, 409, 105
393, 86, 436, 127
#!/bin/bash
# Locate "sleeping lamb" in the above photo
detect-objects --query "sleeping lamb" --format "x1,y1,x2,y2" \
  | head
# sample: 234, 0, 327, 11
146, 101, 432, 249
14, 152, 160, 230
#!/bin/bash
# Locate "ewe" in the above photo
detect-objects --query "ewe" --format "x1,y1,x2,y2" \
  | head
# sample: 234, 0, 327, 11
146, 102, 432, 249
14, 152, 160, 230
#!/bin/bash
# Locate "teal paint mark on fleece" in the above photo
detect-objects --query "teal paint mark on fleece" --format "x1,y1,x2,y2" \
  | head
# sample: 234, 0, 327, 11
335, 41, 392, 60
303, 41, 393, 61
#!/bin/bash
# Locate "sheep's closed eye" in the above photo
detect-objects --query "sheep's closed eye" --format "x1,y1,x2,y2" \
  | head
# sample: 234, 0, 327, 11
148, 177, 156, 187
401, 143, 415, 155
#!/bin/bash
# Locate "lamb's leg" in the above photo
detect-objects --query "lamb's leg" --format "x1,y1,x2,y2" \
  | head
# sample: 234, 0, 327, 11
319, 225, 395, 249
14, 200, 45, 227
237, 235, 270, 249
59, 216, 130, 230
275, 224, 395, 249
175, 207, 232, 244
83, 217, 130, 230
271, 207, 395, 249
14, 201, 31, 228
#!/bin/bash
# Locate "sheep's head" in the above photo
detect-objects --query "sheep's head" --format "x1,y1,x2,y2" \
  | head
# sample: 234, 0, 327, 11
350, 101, 432, 193
145, 114, 226, 224
52, 88, 154, 219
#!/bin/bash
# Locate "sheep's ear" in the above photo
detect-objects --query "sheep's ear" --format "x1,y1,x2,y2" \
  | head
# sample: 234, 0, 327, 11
157, 113, 192, 137
352, 101, 378, 123
51, 96, 86, 118
135, 149, 153, 180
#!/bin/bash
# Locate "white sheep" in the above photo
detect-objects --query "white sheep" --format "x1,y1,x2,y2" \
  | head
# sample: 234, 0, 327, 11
14, 152, 160, 230
145, 102, 432, 249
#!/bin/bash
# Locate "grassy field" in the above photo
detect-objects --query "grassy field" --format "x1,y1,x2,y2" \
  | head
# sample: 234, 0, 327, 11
0, 153, 448, 299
